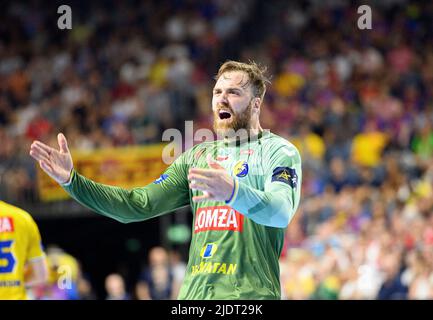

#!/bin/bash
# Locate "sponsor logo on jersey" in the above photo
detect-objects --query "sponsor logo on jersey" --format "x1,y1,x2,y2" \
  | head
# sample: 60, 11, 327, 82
216, 155, 229, 161
240, 149, 254, 155
191, 261, 237, 276
0, 280, 21, 287
271, 167, 298, 188
200, 243, 218, 258
216, 149, 229, 161
194, 206, 244, 233
153, 174, 169, 184
233, 160, 249, 177
0, 217, 14, 233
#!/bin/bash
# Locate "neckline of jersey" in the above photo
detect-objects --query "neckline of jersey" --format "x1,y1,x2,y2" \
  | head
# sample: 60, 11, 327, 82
221, 130, 271, 147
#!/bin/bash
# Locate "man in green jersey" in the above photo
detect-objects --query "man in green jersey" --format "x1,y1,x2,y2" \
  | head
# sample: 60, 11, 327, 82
29, 61, 302, 299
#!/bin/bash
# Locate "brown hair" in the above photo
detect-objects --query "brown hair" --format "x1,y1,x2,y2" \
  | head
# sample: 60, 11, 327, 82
215, 60, 270, 101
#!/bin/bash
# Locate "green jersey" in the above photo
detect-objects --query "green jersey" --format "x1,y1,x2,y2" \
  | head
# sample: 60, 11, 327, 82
63, 131, 302, 299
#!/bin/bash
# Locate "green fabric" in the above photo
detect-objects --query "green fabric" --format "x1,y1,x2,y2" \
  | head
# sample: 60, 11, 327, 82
63, 131, 302, 299
411, 133, 433, 159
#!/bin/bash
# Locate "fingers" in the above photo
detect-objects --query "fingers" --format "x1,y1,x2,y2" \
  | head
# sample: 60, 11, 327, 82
207, 154, 223, 170
39, 160, 70, 184
189, 180, 211, 192
30, 150, 49, 163
39, 160, 54, 175
188, 168, 216, 177
32, 141, 53, 154
29, 143, 51, 162
188, 173, 212, 185
192, 193, 212, 203
57, 133, 69, 153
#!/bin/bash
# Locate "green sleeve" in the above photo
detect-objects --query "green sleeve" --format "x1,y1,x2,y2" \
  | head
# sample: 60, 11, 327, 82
62, 153, 190, 223
227, 144, 302, 228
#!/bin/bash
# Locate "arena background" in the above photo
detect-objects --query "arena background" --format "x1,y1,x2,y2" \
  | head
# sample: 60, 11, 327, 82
1, 0, 432, 299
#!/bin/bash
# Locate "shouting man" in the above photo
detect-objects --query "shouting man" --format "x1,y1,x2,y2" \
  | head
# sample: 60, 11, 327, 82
30, 60, 302, 299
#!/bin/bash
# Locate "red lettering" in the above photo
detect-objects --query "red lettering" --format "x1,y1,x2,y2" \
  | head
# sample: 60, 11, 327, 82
0, 217, 14, 233
194, 206, 244, 233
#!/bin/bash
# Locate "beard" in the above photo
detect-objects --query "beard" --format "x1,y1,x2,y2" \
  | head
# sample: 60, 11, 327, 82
213, 102, 253, 139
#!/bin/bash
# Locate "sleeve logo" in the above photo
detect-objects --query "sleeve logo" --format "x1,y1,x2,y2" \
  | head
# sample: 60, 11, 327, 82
153, 174, 169, 184
271, 167, 298, 188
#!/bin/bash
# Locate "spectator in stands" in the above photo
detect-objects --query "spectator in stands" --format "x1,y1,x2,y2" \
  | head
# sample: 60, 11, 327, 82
135, 246, 179, 300
105, 273, 130, 300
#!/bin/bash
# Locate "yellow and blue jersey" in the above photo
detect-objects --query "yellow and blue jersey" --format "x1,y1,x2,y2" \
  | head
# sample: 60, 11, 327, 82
0, 201, 45, 300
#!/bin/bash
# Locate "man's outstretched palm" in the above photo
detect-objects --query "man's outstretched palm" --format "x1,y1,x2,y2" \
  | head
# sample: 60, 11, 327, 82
29, 133, 73, 184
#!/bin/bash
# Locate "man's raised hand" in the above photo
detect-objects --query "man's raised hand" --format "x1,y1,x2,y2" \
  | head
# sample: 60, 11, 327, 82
29, 133, 73, 184
188, 154, 235, 203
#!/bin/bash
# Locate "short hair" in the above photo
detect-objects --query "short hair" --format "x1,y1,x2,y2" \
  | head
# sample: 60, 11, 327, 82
215, 60, 270, 101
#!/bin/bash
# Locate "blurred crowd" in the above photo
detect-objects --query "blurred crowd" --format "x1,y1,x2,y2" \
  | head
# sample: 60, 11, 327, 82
1, 0, 433, 299
27, 245, 186, 300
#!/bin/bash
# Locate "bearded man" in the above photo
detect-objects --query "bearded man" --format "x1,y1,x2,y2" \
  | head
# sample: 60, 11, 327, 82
29, 60, 302, 299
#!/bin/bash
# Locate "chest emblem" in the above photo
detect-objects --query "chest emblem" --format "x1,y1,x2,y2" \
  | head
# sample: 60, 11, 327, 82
233, 160, 249, 177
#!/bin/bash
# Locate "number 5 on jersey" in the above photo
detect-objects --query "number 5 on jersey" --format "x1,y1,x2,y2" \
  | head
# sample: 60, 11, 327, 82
0, 240, 16, 273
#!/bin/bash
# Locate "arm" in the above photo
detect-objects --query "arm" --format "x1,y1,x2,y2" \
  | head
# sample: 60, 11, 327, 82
30, 133, 190, 223
227, 145, 302, 228
24, 216, 49, 287
24, 257, 49, 288
188, 145, 302, 228
62, 157, 190, 223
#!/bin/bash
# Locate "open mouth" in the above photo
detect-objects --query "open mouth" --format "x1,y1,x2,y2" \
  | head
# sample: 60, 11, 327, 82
218, 110, 232, 120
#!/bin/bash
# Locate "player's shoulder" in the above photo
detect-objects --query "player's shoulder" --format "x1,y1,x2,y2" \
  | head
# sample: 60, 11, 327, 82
0, 201, 36, 225
181, 140, 217, 159
264, 132, 301, 158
